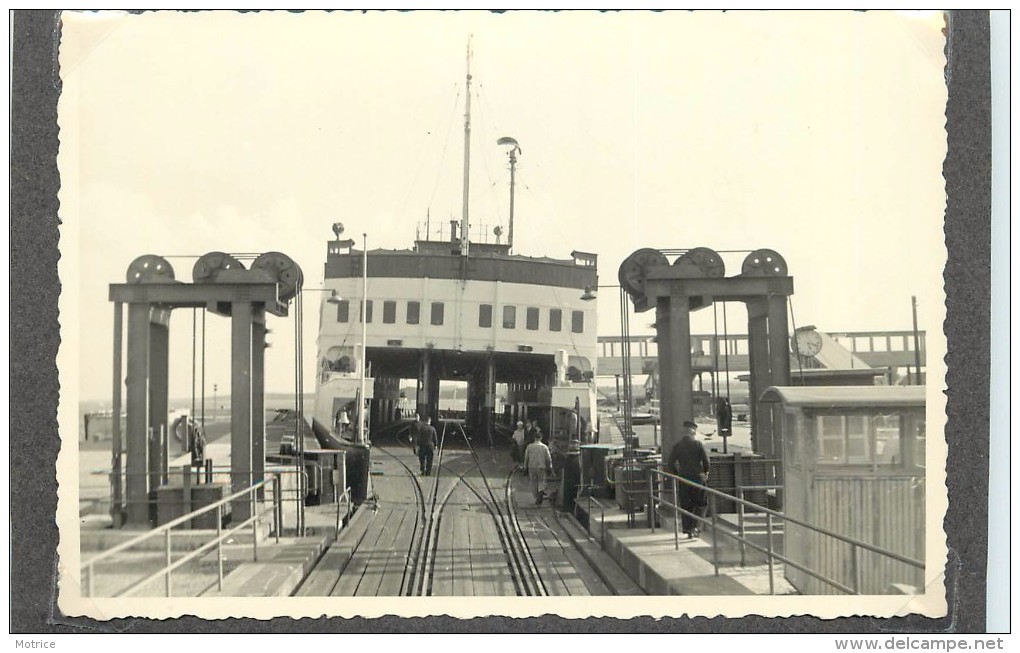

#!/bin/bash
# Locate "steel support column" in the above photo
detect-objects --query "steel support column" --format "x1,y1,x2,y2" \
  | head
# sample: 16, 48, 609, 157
657, 293, 694, 461
148, 315, 170, 490
417, 349, 431, 419
252, 308, 266, 501
125, 303, 151, 525
747, 301, 771, 456
111, 301, 124, 527
231, 301, 254, 521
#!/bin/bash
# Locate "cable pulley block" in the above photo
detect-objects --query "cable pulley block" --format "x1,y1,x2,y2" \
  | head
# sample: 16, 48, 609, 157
673, 247, 725, 278
126, 255, 175, 284
741, 249, 787, 277
192, 251, 246, 283
251, 251, 304, 302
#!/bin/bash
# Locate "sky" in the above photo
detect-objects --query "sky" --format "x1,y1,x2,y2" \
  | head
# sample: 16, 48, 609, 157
58, 10, 949, 403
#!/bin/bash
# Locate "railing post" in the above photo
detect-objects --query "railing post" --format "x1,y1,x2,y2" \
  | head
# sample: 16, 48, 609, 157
737, 486, 746, 567
164, 529, 172, 598
672, 476, 680, 550
251, 490, 259, 563
850, 543, 860, 594
647, 471, 655, 531
216, 504, 224, 591
274, 475, 282, 544
766, 512, 775, 595
709, 493, 719, 576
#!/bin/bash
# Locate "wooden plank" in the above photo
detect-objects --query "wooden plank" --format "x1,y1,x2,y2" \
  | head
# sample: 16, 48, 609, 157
535, 515, 588, 596
452, 510, 473, 595
430, 508, 457, 596
330, 508, 391, 596
517, 511, 566, 596
357, 508, 408, 596
478, 512, 513, 595
376, 508, 418, 596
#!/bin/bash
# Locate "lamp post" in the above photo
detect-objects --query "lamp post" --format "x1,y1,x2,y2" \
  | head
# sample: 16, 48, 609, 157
497, 136, 521, 252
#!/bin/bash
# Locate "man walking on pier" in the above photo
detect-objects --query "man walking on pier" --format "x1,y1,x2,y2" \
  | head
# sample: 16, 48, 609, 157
668, 420, 711, 538
524, 431, 554, 505
414, 415, 439, 476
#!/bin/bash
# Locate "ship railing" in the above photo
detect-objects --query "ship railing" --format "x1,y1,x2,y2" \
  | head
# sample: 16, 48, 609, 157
81, 473, 283, 598
646, 467, 924, 595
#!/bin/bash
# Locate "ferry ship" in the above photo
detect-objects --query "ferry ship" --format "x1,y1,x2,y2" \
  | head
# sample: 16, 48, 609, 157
310, 45, 599, 452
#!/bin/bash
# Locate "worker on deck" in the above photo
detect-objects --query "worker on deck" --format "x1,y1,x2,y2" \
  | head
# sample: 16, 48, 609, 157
668, 420, 711, 538
511, 421, 526, 466
523, 431, 553, 505
413, 414, 439, 476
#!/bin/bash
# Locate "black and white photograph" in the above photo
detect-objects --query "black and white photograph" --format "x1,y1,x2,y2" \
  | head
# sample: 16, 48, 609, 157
55, 10, 951, 620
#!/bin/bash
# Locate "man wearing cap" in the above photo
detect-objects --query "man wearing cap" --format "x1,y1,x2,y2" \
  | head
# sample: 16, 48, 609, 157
667, 420, 711, 538
511, 421, 526, 465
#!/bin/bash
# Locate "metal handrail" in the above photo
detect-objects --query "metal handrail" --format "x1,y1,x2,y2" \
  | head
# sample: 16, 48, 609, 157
82, 474, 282, 597
647, 468, 923, 595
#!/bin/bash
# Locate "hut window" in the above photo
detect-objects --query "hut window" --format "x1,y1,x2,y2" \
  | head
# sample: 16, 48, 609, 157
407, 301, 420, 325
845, 416, 870, 463
818, 415, 845, 462
479, 304, 493, 328
872, 413, 903, 465
383, 300, 397, 324
431, 302, 445, 326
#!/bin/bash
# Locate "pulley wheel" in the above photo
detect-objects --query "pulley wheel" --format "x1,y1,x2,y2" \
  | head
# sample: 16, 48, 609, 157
741, 249, 788, 277
673, 247, 725, 278
617, 248, 669, 297
251, 251, 304, 302
192, 251, 245, 283
126, 254, 175, 284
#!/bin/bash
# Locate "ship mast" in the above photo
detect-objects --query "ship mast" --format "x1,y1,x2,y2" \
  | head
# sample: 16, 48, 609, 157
459, 37, 473, 257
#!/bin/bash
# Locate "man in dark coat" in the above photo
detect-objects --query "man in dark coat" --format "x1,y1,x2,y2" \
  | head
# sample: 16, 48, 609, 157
667, 420, 711, 538
414, 415, 439, 476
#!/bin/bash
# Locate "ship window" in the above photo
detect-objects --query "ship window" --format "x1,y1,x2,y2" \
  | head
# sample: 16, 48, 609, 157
407, 301, 420, 325
336, 300, 350, 323
503, 305, 516, 329
383, 300, 396, 324
359, 300, 373, 323
479, 304, 493, 328
526, 307, 539, 331
431, 302, 445, 326
571, 310, 584, 333
549, 308, 562, 332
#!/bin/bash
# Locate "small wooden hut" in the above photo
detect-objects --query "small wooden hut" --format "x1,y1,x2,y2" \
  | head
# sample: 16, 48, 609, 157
760, 386, 926, 594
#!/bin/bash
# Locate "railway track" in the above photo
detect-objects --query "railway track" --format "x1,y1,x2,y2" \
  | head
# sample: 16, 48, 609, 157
307, 419, 545, 596
376, 420, 546, 596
